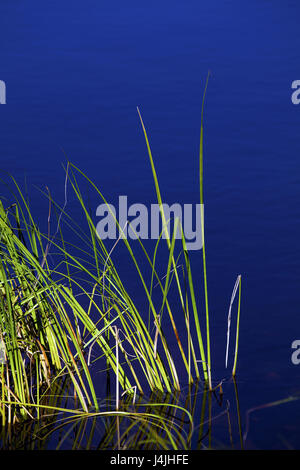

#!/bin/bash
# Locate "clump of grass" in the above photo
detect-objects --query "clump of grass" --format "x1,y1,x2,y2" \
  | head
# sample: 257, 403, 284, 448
0, 195, 101, 423
0, 86, 242, 425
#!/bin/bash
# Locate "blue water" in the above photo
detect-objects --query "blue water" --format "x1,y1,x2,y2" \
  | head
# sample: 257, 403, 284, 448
1, 0, 300, 448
